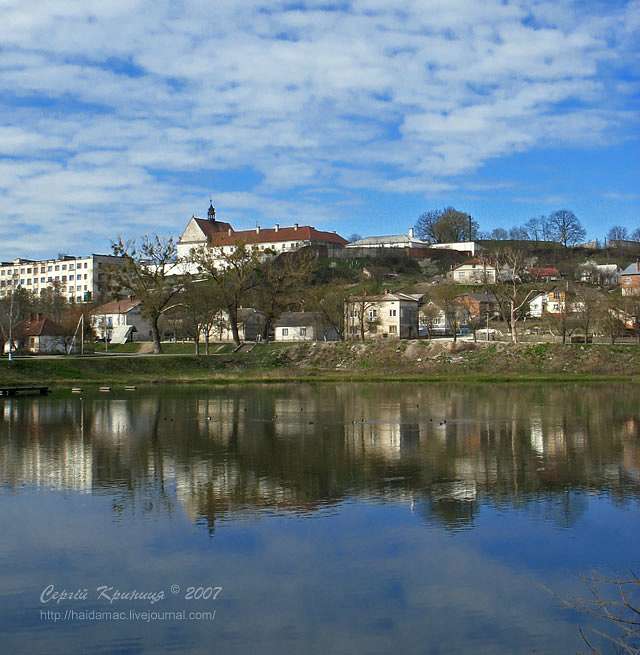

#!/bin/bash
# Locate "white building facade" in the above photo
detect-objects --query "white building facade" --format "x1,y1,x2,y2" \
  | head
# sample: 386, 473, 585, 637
175, 203, 348, 271
0, 254, 124, 303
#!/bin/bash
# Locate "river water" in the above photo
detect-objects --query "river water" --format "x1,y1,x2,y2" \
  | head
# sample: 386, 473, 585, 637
1, 383, 639, 654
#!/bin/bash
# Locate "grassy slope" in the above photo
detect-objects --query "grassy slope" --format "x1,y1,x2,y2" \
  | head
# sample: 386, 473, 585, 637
2, 341, 640, 386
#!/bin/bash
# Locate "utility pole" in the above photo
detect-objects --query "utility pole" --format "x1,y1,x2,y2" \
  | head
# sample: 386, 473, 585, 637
7, 274, 19, 363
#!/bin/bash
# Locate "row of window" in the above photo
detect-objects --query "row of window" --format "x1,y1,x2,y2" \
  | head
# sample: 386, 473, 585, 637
0, 262, 91, 276
348, 325, 398, 334
280, 327, 307, 336
0, 273, 90, 287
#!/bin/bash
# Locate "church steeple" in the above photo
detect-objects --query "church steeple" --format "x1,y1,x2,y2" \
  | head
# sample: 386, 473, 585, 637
208, 200, 216, 222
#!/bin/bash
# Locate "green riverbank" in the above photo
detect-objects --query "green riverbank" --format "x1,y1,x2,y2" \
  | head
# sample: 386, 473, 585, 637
2, 341, 640, 387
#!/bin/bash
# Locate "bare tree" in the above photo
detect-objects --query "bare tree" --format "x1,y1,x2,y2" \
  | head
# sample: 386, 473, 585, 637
172, 280, 224, 355
250, 248, 315, 339
524, 215, 549, 241
574, 287, 603, 341
565, 572, 640, 655
490, 227, 509, 240
111, 236, 184, 354
414, 207, 478, 243
608, 225, 629, 242
489, 248, 539, 343
547, 209, 586, 247
345, 292, 381, 341
190, 244, 261, 345
430, 284, 468, 342
307, 283, 348, 340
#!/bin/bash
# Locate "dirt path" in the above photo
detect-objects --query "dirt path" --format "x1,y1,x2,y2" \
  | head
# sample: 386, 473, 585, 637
137, 342, 154, 354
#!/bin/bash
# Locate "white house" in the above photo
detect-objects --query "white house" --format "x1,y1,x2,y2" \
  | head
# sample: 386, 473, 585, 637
273, 312, 339, 342
344, 291, 421, 340
91, 298, 152, 343
175, 203, 348, 271
3, 314, 74, 354
579, 261, 620, 286
202, 308, 267, 342
452, 259, 497, 284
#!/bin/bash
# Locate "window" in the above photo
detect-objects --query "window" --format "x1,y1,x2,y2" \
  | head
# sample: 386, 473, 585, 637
282, 328, 289, 336
299, 327, 307, 336
389, 309, 397, 317
389, 325, 397, 334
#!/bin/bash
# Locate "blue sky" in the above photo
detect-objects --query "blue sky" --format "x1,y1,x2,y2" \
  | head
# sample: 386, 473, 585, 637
0, 0, 638, 259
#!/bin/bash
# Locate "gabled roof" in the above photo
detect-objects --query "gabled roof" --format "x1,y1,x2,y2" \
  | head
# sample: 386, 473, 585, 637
349, 291, 421, 303
273, 311, 325, 328
454, 259, 495, 269
527, 266, 560, 278
92, 298, 142, 315
621, 262, 640, 276
192, 217, 234, 239
458, 291, 498, 303
14, 315, 65, 337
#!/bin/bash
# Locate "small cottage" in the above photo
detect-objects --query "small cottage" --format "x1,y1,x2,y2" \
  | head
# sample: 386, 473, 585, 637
4, 314, 73, 354
273, 312, 338, 342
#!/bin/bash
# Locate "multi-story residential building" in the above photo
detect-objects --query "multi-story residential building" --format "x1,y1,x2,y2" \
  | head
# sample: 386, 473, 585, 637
344, 290, 421, 340
176, 203, 348, 270
0, 254, 124, 303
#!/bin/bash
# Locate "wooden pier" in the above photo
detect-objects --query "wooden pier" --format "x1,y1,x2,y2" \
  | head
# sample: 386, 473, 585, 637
0, 386, 50, 397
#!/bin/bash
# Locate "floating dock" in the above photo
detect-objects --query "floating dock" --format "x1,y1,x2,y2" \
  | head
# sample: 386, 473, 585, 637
0, 386, 50, 397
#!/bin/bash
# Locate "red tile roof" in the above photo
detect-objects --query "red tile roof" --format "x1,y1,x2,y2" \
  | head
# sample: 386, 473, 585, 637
192, 218, 234, 239
194, 220, 347, 247
528, 266, 560, 278
15, 315, 65, 337
92, 298, 142, 315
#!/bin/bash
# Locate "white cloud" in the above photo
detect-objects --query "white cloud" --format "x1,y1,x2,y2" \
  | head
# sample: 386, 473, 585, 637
0, 0, 638, 257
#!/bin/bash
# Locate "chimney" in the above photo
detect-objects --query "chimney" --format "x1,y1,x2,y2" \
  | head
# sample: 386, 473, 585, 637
228, 228, 232, 236
275, 224, 279, 232
256, 226, 261, 234
408, 227, 414, 239
294, 223, 298, 231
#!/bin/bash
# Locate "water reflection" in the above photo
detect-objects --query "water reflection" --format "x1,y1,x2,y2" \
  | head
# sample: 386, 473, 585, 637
2, 384, 639, 531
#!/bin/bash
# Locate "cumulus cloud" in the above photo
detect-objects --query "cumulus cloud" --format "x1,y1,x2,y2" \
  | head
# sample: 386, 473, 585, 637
0, 0, 638, 257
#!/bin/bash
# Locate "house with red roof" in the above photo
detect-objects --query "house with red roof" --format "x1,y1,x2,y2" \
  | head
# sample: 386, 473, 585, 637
526, 266, 561, 282
176, 203, 348, 269
3, 314, 74, 355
